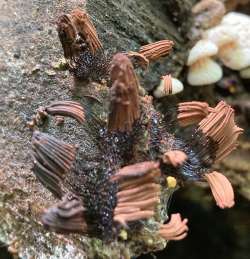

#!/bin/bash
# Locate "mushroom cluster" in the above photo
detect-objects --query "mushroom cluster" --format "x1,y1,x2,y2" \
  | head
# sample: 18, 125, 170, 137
27, 7, 243, 258
188, 11, 250, 86
204, 12, 250, 71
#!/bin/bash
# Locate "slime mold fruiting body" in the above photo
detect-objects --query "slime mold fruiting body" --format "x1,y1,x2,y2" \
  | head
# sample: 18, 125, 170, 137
27, 8, 243, 258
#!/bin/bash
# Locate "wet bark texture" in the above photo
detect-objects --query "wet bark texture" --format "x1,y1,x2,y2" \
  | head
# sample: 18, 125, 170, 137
0, 0, 196, 258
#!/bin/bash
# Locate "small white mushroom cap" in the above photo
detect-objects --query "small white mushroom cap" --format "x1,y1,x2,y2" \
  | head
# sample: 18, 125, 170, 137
154, 76, 184, 98
187, 58, 222, 86
187, 40, 222, 86
187, 40, 218, 66
222, 12, 250, 49
219, 47, 250, 70
240, 67, 250, 79
221, 12, 250, 27
203, 27, 237, 48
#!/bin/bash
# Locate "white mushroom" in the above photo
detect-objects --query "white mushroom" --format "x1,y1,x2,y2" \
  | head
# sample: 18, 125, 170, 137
221, 12, 250, 49
153, 74, 183, 98
187, 39, 222, 86
220, 47, 250, 71
221, 12, 250, 29
203, 12, 250, 70
203, 26, 237, 49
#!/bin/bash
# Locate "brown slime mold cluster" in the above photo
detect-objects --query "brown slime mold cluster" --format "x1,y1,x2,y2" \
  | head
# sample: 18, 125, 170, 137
27, 7, 243, 258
